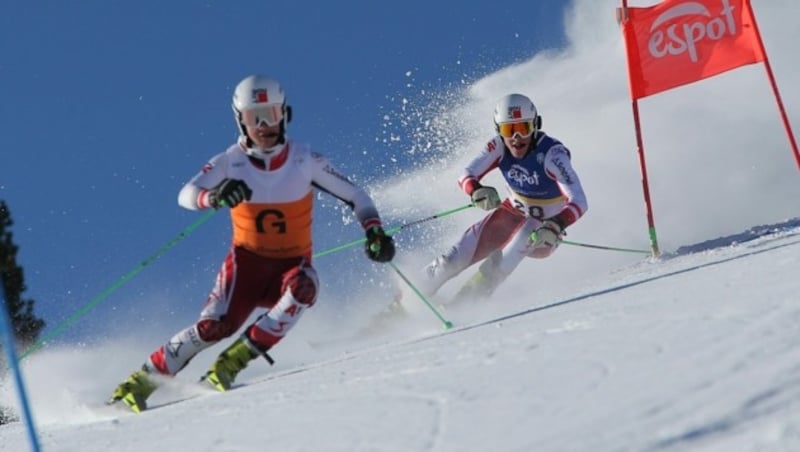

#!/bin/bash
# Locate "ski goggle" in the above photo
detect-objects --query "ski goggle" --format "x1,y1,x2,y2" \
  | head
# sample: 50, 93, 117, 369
497, 120, 536, 138
241, 105, 284, 127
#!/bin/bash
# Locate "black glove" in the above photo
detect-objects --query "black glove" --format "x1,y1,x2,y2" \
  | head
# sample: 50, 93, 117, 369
365, 226, 396, 263
208, 179, 252, 209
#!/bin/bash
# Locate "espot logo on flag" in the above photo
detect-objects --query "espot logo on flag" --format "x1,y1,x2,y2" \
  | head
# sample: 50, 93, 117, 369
620, 0, 765, 99
252, 89, 269, 103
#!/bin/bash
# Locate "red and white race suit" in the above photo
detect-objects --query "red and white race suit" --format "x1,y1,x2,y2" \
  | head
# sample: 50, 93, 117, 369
419, 132, 588, 297
147, 140, 383, 375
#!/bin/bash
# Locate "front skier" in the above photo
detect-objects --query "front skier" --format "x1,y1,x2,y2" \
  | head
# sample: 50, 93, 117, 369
108, 75, 396, 412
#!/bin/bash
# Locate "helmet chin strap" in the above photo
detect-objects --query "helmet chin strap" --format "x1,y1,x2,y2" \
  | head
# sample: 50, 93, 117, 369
241, 123, 287, 158
242, 136, 285, 158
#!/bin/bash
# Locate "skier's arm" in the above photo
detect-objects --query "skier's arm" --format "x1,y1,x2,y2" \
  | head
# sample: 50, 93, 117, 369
309, 152, 383, 231
543, 145, 588, 229
310, 151, 395, 262
457, 137, 503, 196
177, 154, 229, 211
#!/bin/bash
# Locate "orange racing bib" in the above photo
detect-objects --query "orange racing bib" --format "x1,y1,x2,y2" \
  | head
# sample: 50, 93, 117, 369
230, 192, 313, 258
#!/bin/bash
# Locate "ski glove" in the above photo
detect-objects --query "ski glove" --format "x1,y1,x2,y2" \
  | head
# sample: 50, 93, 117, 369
365, 226, 396, 263
530, 220, 564, 249
208, 178, 253, 209
471, 186, 501, 211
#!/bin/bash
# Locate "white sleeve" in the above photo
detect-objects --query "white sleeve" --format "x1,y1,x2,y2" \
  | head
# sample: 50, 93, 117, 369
544, 145, 588, 226
309, 151, 382, 230
177, 153, 228, 211
458, 136, 504, 194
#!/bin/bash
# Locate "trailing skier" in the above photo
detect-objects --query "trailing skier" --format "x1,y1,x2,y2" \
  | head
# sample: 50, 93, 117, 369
418, 93, 588, 302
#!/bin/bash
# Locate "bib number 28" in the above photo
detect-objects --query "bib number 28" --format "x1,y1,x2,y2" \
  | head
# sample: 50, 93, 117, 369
512, 199, 544, 219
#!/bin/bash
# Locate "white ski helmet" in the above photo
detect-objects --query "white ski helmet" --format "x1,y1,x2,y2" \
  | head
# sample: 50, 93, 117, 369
231, 75, 292, 157
493, 93, 541, 139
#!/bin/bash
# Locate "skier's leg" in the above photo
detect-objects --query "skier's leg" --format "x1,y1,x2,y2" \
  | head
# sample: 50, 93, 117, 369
110, 247, 261, 410
246, 263, 318, 348
496, 217, 539, 275
454, 217, 537, 301
205, 262, 318, 391
453, 249, 504, 301
147, 247, 261, 376
445, 205, 527, 301
419, 243, 474, 297
419, 203, 522, 297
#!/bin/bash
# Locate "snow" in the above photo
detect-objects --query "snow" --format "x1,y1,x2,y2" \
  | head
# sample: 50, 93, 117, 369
3, 0, 800, 450
1, 222, 799, 451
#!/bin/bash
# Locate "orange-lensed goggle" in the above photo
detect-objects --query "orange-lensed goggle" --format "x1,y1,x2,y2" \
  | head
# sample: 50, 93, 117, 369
241, 105, 284, 127
497, 120, 535, 138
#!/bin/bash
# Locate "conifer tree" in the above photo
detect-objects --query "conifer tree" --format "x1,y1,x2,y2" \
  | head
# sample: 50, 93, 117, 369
1, 200, 46, 424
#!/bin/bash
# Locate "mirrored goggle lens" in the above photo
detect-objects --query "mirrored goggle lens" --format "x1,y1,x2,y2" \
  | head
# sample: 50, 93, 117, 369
242, 105, 284, 127
498, 120, 535, 138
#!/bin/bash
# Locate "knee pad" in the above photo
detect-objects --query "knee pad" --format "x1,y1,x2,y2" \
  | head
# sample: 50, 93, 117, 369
196, 318, 237, 342
281, 266, 318, 306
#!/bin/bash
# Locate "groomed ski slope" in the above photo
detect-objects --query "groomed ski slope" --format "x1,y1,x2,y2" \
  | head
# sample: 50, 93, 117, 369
2, 221, 799, 452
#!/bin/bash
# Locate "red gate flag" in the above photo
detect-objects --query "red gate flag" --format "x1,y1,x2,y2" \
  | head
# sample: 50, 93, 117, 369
621, 0, 765, 99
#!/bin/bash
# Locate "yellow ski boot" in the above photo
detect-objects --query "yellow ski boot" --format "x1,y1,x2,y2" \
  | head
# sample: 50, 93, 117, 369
107, 368, 157, 413
202, 337, 263, 392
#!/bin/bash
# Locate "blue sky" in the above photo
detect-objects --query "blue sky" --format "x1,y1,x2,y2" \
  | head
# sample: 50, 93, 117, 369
0, 1, 569, 340
3, 0, 799, 349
